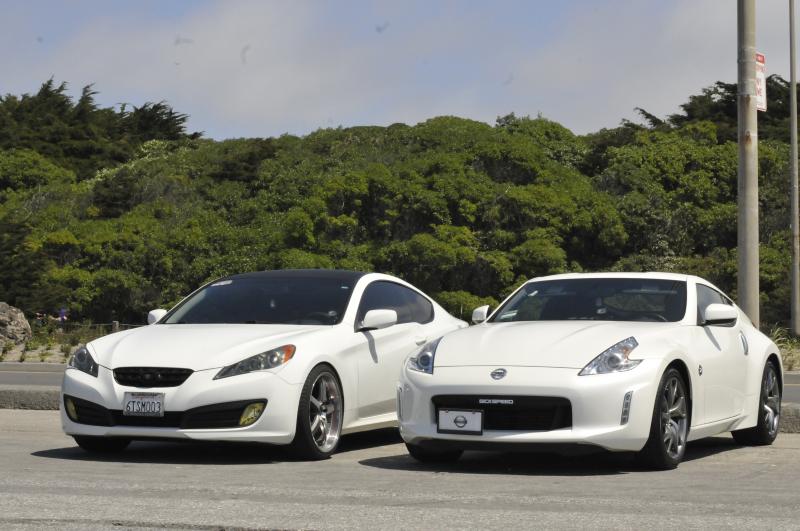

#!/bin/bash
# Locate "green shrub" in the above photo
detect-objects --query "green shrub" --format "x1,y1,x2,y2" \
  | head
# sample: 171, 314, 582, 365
769, 326, 800, 371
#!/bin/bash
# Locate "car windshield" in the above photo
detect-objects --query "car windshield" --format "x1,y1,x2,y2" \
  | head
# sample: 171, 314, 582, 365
162, 276, 356, 325
490, 278, 687, 323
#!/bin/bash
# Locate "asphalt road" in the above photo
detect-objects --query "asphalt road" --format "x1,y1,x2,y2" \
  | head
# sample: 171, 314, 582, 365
0, 365, 63, 387
1, 410, 799, 530
1, 363, 799, 403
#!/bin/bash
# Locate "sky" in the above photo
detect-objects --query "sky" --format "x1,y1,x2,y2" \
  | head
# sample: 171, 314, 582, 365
0, 0, 794, 139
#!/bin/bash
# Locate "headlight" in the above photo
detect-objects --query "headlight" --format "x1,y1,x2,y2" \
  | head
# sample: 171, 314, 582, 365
579, 337, 641, 375
67, 346, 99, 377
214, 345, 296, 380
406, 338, 442, 374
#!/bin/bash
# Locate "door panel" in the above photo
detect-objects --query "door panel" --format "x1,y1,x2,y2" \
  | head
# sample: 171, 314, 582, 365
693, 325, 746, 422
356, 322, 420, 418
693, 284, 747, 423
352, 280, 437, 419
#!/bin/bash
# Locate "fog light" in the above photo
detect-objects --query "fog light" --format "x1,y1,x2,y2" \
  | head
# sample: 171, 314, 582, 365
239, 402, 265, 427
65, 397, 78, 422
620, 391, 633, 425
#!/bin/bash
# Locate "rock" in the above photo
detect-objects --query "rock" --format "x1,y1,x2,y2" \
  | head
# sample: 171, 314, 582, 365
0, 303, 32, 344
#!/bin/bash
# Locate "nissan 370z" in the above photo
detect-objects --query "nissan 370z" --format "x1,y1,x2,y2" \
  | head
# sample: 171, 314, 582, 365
397, 273, 783, 469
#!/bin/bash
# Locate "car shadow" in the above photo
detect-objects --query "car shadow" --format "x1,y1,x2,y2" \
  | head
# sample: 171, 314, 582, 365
681, 435, 743, 462
358, 436, 745, 476
32, 428, 403, 465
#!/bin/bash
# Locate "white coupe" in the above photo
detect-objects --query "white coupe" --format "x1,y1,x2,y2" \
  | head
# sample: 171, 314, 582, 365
61, 270, 465, 459
398, 273, 783, 469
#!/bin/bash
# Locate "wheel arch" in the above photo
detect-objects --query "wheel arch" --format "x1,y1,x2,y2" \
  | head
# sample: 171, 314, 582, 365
766, 352, 783, 394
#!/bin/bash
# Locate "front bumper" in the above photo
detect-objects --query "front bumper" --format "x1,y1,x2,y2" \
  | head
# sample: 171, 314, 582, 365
61, 365, 303, 444
398, 360, 661, 452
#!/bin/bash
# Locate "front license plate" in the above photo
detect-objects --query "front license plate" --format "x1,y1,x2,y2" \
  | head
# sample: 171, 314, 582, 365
437, 409, 482, 435
123, 392, 165, 417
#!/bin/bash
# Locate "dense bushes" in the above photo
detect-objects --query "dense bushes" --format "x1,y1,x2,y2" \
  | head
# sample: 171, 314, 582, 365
0, 80, 796, 327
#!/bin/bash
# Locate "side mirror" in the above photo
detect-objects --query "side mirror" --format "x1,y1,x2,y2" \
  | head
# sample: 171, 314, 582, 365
703, 304, 738, 327
147, 309, 168, 325
471, 305, 490, 324
359, 309, 398, 331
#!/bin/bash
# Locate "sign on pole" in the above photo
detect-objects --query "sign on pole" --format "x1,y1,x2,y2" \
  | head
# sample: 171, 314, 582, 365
756, 52, 767, 111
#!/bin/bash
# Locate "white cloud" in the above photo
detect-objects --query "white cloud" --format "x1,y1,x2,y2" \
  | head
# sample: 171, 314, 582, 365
508, 0, 791, 133
1, 1, 792, 138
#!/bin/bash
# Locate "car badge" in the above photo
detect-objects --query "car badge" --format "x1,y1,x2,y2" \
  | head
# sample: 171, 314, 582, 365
453, 415, 468, 428
490, 368, 507, 380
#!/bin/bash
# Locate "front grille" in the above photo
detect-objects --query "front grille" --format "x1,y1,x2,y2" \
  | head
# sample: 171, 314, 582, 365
113, 367, 193, 388
433, 395, 572, 431
66, 396, 266, 430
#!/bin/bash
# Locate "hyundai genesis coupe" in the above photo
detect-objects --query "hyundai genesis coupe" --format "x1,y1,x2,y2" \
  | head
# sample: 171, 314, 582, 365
62, 269, 465, 459
397, 273, 783, 469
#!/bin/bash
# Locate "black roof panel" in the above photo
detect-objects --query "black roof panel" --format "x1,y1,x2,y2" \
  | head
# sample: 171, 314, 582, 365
226, 269, 367, 284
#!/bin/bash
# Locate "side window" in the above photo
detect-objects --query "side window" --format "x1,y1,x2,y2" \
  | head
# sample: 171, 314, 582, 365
696, 284, 726, 324
357, 281, 434, 325
404, 287, 435, 324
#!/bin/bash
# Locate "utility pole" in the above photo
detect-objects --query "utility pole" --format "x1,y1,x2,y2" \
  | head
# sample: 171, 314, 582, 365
791, 0, 800, 335
738, 0, 760, 327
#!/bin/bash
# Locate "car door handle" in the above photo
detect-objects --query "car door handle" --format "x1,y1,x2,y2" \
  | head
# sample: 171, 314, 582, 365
415, 337, 428, 345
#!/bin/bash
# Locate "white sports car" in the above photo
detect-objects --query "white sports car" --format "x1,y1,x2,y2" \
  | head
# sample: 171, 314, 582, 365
62, 270, 465, 459
398, 273, 784, 469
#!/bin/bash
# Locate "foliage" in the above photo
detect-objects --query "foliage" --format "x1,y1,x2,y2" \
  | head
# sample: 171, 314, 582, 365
0, 80, 194, 180
0, 78, 799, 332
768, 326, 800, 371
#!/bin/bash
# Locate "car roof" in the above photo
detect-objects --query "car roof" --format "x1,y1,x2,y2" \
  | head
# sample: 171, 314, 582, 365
528, 272, 694, 282
226, 269, 367, 283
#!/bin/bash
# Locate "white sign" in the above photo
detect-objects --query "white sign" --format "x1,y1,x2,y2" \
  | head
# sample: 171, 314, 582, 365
756, 52, 767, 112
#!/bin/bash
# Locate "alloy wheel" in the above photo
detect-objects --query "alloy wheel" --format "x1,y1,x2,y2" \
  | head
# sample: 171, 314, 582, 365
660, 375, 688, 460
763, 365, 781, 438
308, 372, 342, 452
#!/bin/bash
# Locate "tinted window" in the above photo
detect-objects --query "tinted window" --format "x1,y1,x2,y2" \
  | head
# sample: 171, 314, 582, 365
163, 276, 356, 325
358, 281, 434, 325
491, 278, 687, 323
696, 284, 730, 324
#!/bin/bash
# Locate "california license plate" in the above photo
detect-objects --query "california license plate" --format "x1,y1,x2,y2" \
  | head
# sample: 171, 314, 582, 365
123, 392, 165, 417
437, 409, 483, 435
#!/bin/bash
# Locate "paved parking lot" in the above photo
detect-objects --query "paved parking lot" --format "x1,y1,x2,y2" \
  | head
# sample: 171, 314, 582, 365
1, 410, 799, 530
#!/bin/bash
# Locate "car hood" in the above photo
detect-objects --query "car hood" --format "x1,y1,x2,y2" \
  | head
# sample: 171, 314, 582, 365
88, 324, 327, 371
434, 320, 683, 369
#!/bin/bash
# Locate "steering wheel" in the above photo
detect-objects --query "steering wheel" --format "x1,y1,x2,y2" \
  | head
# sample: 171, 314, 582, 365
302, 311, 338, 325
639, 312, 669, 322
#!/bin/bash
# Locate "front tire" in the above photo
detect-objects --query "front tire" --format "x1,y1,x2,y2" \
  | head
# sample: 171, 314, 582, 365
405, 443, 462, 463
637, 367, 689, 470
73, 436, 130, 453
732, 361, 781, 446
288, 364, 344, 460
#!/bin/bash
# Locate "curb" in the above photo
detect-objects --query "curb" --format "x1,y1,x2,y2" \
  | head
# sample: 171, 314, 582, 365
0, 386, 60, 410
0, 387, 798, 433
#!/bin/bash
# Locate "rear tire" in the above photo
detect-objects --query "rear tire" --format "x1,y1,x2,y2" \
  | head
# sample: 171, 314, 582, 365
732, 361, 781, 446
636, 367, 689, 470
288, 364, 344, 460
73, 436, 130, 453
405, 443, 462, 463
